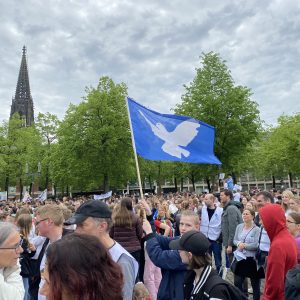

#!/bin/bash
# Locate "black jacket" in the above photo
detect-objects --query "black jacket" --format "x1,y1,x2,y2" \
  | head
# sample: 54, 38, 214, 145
183, 268, 231, 300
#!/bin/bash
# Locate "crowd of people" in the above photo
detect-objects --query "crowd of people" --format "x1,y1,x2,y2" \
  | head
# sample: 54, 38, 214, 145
0, 186, 300, 300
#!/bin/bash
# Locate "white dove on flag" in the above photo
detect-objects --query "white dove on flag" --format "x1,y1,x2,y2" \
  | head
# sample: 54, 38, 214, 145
139, 110, 200, 158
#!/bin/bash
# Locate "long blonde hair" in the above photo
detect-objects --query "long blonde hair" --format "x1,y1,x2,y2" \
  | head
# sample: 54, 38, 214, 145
17, 214, 32, 239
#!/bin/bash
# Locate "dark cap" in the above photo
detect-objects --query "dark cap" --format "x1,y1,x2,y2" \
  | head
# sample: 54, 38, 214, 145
169, 230, 210, 256
64, 200, 112, 225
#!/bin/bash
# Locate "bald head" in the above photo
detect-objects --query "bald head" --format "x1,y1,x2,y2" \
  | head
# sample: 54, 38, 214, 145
204, 193, 215, 208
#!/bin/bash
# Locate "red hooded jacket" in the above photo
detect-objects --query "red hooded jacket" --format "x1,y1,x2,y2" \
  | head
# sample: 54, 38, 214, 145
260, 204, 297, 300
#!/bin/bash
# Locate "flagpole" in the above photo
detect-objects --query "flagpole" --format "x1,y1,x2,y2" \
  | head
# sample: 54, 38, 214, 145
125, 97, 144, 200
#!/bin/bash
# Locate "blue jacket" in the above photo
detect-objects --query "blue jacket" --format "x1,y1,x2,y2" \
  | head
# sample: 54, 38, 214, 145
145, 233, 187, 300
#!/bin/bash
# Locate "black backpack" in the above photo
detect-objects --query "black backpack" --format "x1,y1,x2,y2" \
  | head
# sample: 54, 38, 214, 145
285, 264, 300, 300
204, 274, 248, 300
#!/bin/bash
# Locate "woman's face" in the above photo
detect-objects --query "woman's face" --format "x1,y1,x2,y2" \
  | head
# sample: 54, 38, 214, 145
245, 202, 254, 211
288, 199, 297, 211
286, 216, 300, 237
158, 207, 165, 217
241, 197, 248, 206
242, 209, 253, 223
282, 194, 290, 204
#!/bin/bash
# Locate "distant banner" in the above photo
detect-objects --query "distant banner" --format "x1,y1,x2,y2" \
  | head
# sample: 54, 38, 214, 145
22, 192, 32, 203
94, 191, 112, 200
0, 192, 7, 201
38, 189, 48, 202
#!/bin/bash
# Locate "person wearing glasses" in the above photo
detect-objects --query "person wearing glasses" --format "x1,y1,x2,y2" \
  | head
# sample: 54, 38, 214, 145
286, 212, 300, 263
30, 204, 64, 300
0, 222, 24, 300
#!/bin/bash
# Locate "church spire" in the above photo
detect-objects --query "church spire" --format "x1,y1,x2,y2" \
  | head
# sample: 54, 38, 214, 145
10, 46, 34, 126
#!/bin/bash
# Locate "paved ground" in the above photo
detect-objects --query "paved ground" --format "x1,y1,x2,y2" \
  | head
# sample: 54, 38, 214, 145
214, 251, 265, 299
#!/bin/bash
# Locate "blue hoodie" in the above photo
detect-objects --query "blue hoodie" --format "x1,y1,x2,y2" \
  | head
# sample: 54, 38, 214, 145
145, 233, 187, 300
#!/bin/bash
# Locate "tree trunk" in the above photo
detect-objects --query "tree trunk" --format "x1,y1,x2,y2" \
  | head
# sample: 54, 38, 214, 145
29, 182, 33, 196
174, 177, 178, 192
289, 172, 293, 188
232, 172, 237, 184
54, 184, 57, 198
19, 178, 23, 201
5, 176, 9, 200
103, 174, 109, 193
45, 165, 49, 191
157, 163, 162, 196
191, 173, 195, 192
66, 185, 69, 196
272, 176, 276, 188
148, 175, 153, 192
206, 177, 211, 192
180, 178, 184, 192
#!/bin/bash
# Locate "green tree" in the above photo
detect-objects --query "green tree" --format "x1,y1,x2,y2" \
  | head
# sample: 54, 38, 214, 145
175, 52, 261, 187
35, 112, 61, 190
53, 76, 133, 193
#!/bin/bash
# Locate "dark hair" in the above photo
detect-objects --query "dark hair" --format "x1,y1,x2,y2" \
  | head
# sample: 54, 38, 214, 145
221, 189, 233, 200
256, 191, 274, 203
46, 234, 123, 300
189, 253, 212, 269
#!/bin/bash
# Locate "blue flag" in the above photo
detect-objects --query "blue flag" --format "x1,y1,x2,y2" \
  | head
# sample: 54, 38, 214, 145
127, 97, 221, 165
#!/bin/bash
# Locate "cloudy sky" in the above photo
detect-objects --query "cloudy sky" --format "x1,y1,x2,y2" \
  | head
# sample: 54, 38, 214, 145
0, 0, 299, 125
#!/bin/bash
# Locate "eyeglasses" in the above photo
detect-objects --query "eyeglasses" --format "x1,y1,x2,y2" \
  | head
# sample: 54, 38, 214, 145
36, 218, 49, 226
0, 238, 23, 253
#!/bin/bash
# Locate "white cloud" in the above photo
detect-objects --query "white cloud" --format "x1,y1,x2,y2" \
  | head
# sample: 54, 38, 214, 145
0, 0, 299, 125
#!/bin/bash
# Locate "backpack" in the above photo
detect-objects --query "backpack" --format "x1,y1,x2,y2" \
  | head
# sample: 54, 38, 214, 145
285, 264, 300, 300
204, 274, 248, 300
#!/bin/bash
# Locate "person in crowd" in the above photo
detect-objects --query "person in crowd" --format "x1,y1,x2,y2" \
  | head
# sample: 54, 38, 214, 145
143, 209, 200, 300
245, 201, 255, 211
200, 193, 223, 274
233, 208, 260, 300
32, 204, 64, 300
288, 196, 300, 213
220, 189, 243, 266
260, 204, 297, 300
282, 190, 295, 214
254, 191, 274, 278
286, 212, 300, 263
110, 197, 143, 269
65, 200, 138, 300
154, 204, 173, 237
169, 230, 231, 300
0, 222, 24, 299
40, 233, 123, 300
17, 213, 36, 300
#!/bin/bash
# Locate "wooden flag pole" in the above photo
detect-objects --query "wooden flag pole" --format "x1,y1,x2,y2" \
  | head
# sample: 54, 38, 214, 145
126, 97, 144, 200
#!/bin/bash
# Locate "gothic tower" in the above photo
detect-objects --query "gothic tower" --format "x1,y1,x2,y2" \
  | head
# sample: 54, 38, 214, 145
10, 46, 34, 126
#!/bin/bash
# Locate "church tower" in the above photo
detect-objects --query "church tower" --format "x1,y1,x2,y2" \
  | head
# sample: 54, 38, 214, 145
10, 46, 34, 126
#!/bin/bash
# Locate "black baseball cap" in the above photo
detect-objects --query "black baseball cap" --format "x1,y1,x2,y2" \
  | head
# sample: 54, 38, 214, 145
169, 230, 210, 256
64, 200, 112, 225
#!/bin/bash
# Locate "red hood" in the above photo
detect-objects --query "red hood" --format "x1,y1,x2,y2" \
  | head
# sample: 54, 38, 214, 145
259, 204, 286, 241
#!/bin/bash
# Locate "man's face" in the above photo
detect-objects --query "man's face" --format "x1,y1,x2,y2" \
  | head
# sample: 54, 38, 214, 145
75, 217, 102, 238
0, 230, 23, 268
255, 195, 267, 209
220, 192, 229, 204
204, 195, 214, 207
35, 215, 51, 237
179, 215, 199, 235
